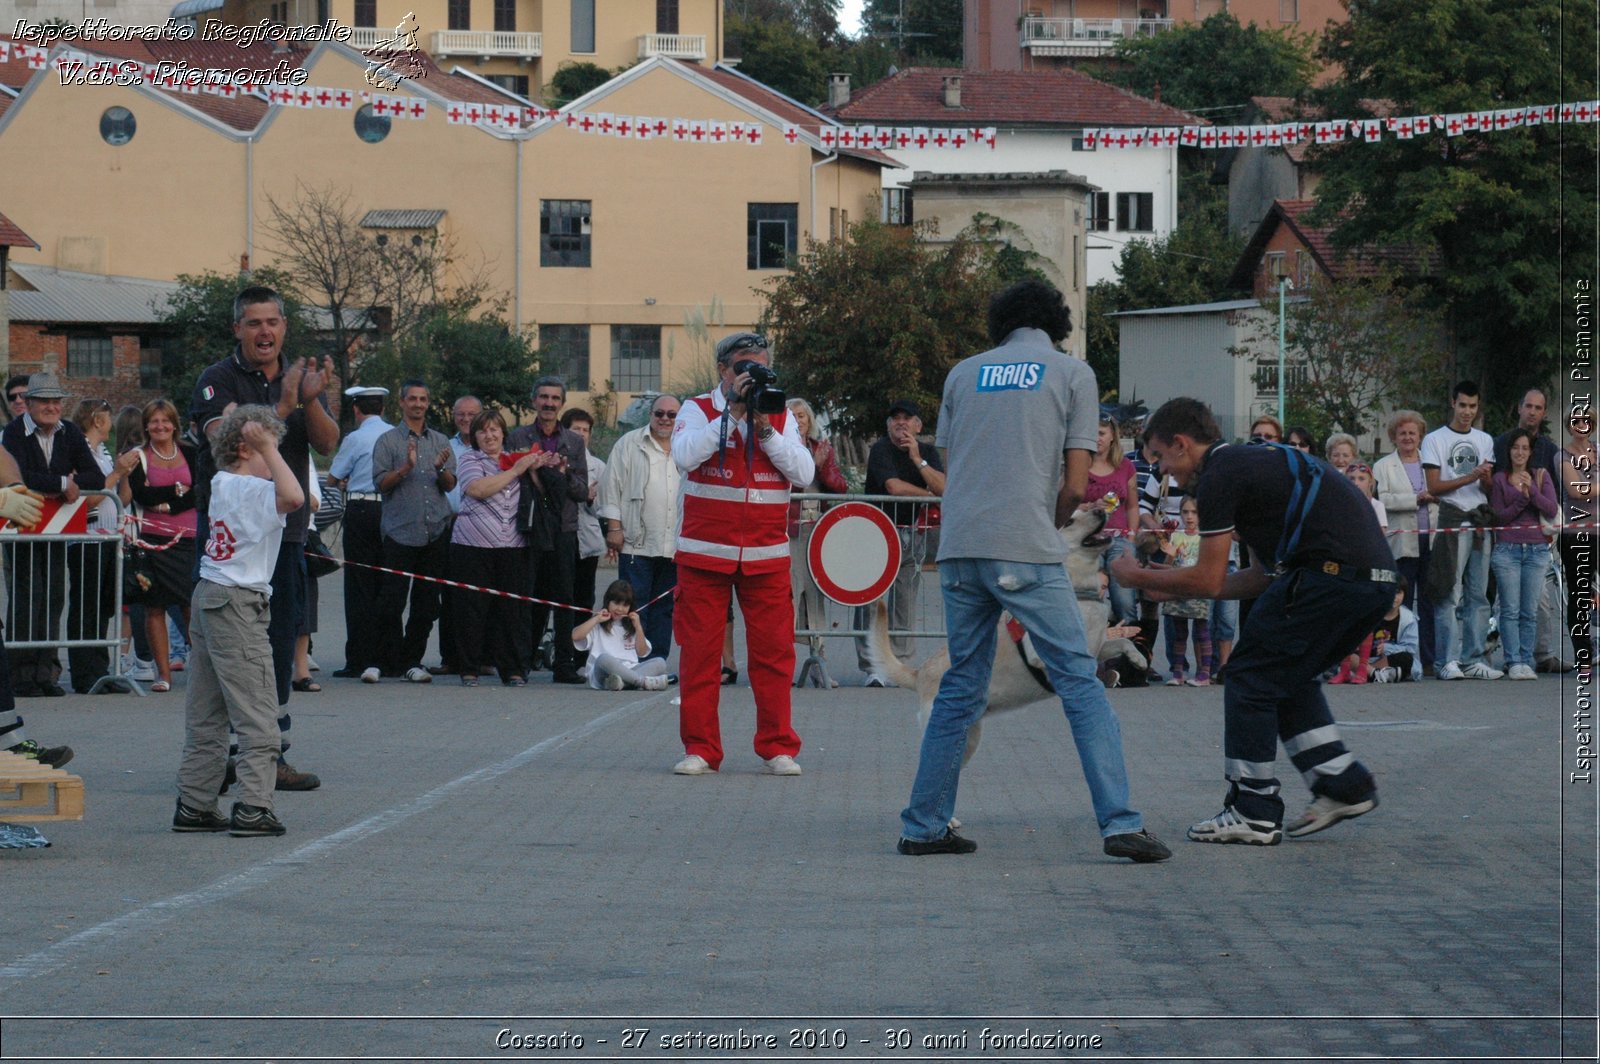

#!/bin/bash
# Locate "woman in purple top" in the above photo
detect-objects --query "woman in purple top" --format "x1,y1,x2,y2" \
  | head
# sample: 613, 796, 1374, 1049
1082, 414, 1139, 623
451, 409, 540, 688
1490, 427, 1559, 680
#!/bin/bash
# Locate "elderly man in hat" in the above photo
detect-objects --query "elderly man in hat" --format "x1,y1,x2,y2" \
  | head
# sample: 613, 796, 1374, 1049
668, 332, 813, 776
0, 373, 106, 696
856, 397, 945, 686
327, 385, 392, 678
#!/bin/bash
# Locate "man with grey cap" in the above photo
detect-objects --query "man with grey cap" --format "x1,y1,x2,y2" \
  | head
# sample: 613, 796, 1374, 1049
0, 372, 106, 696
327, 385, 391, 678
669, 332, 813, 776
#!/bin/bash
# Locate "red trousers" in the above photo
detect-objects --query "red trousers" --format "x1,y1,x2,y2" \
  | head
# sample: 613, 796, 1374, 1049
675, 563, 800, 770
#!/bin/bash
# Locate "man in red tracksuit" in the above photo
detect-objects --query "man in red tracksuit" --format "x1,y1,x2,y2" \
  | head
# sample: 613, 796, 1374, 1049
669, 333, 815, 776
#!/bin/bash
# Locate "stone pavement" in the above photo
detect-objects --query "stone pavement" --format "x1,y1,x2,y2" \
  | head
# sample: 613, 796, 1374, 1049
1, 574, 1595, 1062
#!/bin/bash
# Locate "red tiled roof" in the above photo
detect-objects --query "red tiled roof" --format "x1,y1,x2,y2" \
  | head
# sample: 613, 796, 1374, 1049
828, 67, 1202, 128
1229, 198, 1435, 288
0, 208, 38, 249
696, 63, 896, 165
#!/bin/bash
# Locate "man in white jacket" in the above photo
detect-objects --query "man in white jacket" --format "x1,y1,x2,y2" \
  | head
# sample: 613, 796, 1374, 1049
597, 395, 681, 663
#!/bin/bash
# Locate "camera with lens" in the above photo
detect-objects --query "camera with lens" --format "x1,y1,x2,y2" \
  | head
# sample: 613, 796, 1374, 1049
733, 359, 787, 415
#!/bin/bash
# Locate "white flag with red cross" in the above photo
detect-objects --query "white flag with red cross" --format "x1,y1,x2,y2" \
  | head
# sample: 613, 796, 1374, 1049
782, 123, 802, 145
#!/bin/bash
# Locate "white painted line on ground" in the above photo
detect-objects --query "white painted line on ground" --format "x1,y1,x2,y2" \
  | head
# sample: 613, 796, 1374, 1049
0, 698, 655, 982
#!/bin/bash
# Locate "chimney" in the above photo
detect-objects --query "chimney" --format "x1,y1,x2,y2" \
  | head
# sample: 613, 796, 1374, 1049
828, 73, 851, 109
941, 74, 962, 109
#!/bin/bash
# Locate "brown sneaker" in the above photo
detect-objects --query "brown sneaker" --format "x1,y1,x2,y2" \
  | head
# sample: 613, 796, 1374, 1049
275, 759, 322, 791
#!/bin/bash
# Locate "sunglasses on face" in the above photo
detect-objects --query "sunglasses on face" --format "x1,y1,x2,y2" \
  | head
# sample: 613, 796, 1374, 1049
724, 335, 768, 355
652, 410, 677, 420
7, 393, 26, 403
1347, 463, 1372, 474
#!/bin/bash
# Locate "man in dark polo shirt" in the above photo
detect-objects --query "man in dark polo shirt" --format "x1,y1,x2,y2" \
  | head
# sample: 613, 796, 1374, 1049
190, 285, 339, 792
1114, 397, 1390, 847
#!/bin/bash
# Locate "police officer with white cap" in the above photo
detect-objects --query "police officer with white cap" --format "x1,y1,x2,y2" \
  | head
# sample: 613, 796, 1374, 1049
327, 386, 391, 678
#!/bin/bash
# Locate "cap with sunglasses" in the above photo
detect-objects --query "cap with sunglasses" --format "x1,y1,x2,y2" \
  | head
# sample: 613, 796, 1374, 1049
715, 332, 768, 364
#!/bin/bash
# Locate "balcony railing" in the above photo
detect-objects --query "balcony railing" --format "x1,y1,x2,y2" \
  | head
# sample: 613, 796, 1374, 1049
637, 33, 707, 60
1020, 17, 1173, 55
432, 30, 543, 60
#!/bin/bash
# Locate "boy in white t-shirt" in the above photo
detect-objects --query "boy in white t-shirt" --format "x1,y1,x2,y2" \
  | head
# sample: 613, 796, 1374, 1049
173, 406, 306, 837
1419, 380, 1501, 680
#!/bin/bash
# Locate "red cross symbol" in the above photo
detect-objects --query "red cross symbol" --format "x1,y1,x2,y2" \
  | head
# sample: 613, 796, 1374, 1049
336, 90, 352, 108
24, 49, 45, 70
315, 89, 332, 106
373, 97, 391, 115
1543, 106, 1557, 122
1266, 127, 1282, 145
1247, 128, 1264, 146
222, 83, 240, 99
499, 107, 517, 128
1112, 132, 1130, 148
522, 107, 539, 123
784, 126, 800, 144
617, 118, 633, 136
1577, 103, 1594, 122
913, 132, 929, 148
932, 130, 950, 147
820, 128, 837, 147
690, 124, 706, 142
1463, 113, 1480, 129
894, 130, 910, 148
466, 105, 482, 122
449, 105, 464, 122
1397, 120, 1412, 136
710, 125, 726, 142
598, 115, 614, 134
746, 125, 761, 144
875, 129, 891, 148
951, 131, 967, 148
1494, 111, 1511, 129
1316, 124, 1333, 142
839, 129, 856, 147
1216, 128, 1233, 147
1180, 128, 1198, 146
564, 112, 578, 127
1200, 129, 1217, 148
578, 114, 595, 132
653, 119, 669, 137
1446, 117, 1462, 135
296, 90, 314, 107
412, 101, 428, 119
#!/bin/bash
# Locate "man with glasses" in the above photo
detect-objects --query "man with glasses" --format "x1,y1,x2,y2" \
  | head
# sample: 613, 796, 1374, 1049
669, 333, 812, 776
597, 394, 681, 665
1, 373, 107, 697
4, 376, 29, 425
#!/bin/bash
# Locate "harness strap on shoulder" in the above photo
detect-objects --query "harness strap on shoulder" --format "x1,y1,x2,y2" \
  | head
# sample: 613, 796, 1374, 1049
1270, 442, 1323, 568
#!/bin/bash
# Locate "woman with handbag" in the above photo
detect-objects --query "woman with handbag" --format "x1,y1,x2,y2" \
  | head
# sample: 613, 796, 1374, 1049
1490, 427, 1559, 680
123, 399, 199, 693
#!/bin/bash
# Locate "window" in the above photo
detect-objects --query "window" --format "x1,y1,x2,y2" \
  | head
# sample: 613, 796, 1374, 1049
748, 203, 798, 269
67, 335, 114, 378
883, 188, 913, 226
353, 0, 375, 25
539, 325, 591, 390
99, 106, 135, 146
610, 326, 661, 392
1279, 0, 1298, 20
1072, 132, 1097, 151
1254, 360, 1307, 399
1266, 250, 1288, 282
1088, 191, 1110, 232
487, 73, 530, 97
494, 0, 515, 30
656, 0, 678, 33
353, 104, 391, 143
1194, 0, 1227, 15
571, 0, 595, 52
1115, 191, 1153, 232
139, 339, 162, 390
448, 0, 470, 30
541, 200, 592, 267
1295, 249, 1315, 288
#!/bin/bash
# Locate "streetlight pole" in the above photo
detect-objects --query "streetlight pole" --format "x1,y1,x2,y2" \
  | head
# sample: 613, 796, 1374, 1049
1277, 275, 1290, 424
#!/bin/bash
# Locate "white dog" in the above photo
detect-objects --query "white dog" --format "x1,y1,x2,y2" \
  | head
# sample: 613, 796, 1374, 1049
865, 507, 1146, 764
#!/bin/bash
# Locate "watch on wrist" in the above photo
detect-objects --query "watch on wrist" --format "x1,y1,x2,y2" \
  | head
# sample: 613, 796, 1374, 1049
918, 459, 929, 468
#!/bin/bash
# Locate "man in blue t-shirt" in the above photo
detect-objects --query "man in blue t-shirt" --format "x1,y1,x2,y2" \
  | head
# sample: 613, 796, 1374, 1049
1115, 397, 1389, 845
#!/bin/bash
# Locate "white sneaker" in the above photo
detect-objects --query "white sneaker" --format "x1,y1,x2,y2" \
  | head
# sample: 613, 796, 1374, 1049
1436, 661, 1464, 680
763, 754, 802, 776
1371, 666, 1401, 684
1186, 806, 1282, 845
641, 675, 669, 691
307, 655, 321, 672
673, 754, 713, 775
404, 666, 433, 683
360, 667, 380, 684
1462, 662, 1504, 680
602, 674, 624, 691
1507, 663, 1538, 680
864, 673, 897, 688
124, 655, 157, 682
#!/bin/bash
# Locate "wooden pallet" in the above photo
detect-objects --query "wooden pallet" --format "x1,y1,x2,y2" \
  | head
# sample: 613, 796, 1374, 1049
0, 750, 84, 822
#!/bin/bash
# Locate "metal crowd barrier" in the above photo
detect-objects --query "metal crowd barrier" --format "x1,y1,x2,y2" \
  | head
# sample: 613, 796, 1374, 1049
790, 492, 945, 689
0, 489, 136, 696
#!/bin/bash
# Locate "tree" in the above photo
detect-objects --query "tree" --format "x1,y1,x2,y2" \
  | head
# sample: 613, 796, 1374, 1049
1085, 219, 1249, 396
727, 0, 843, 47
157, 267, 318, 421
725, 13, 829, 106
1085, 14, 1317, 116
353, 304, 541, 428
1309, 0, 1597, 423
757, 217, 1042, 439
1229, 272, 1451, 440
858, 0, 962, 66
547, 61, 620, 106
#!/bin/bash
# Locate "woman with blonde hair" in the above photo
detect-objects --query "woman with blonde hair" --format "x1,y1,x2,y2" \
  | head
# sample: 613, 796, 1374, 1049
1373, 409, 1436, 674
124, 398, 200, 693
1324, 432, 1359, 471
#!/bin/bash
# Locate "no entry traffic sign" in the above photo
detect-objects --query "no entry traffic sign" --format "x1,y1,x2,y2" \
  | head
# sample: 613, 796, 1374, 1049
807, 502, 901, 607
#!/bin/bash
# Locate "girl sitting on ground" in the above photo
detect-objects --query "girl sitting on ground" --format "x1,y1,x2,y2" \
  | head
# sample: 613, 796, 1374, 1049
573, 580, 671, 691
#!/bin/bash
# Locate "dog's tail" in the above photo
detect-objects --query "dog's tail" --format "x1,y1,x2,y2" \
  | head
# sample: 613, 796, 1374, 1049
864, 600, 920, 690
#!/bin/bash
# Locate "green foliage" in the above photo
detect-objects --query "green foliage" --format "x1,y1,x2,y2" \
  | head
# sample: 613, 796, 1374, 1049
1085, 220, 1249, 396
548, 62, 619, 106
156, 267, 318, 423
725, 13, 830, 106
859, 0, 961, 66
354, 305, 540, 429
1229, 273, 1452, 439
757, 217, 1035, 439
1309, 0, 1598, 418
1085, 13, 1317, 116
727, 0, 843, 46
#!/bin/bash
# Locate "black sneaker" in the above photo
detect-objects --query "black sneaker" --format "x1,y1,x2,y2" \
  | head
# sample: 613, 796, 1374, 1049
1103, 829, 1173, 863
7, 739, 73, 769
897, 829, 977, 855
552, 668, 585, 685
172, 798, 230, 833
229, 802, 286, 837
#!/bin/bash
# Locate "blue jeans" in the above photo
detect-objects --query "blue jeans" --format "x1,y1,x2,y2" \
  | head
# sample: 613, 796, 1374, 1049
900, 558, 1142, 842
1491, 542, 1549, 667
618, 553, 677, 662
1434, 531, 1492, 668
1102, 535, 1138, 623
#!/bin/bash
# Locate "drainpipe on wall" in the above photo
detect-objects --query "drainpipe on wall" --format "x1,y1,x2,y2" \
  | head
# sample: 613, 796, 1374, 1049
809, 150, 839, 243
245, 135, 254, 277
515, 136, 523, 334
